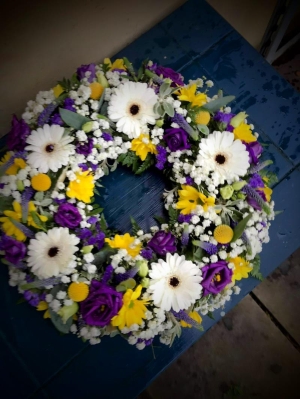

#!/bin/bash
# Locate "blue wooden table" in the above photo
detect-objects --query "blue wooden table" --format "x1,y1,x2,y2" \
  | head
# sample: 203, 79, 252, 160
1, 1, 299, 398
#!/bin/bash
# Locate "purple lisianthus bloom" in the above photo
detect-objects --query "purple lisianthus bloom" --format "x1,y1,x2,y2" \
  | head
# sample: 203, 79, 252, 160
78, 163, 89, 171
148, 231, 176, 256
102, 132, 113, 142
87, 231, 105, 250
64, 98, 76, 112
214, 111, 235, 125
201, 261, 233, 296
76, 137, 94, 155
178, 214, 192, 223
164, 128, 190, 152
77, 63, 96, 83
155, 145, 167, 170
54, 203, 82, 228
141, 247, 154, 260
7, 115, 30, 151
185, 176, 194, 185
51, 113, 64, 126
245, 141, 263, 165
24, 291, 40, 307
0, 235, 26, 264
149, 64, 184, 86
249, 173, 264, 189
81, 280, 123, 327
77, 227, 93, 240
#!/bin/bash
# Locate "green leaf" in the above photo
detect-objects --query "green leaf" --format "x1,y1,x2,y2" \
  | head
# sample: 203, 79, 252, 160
135, 154, 154, 175
193, 247, 203, 262
100, 214, 109, 234
116, 278, 136, 292
163, 102, 175, 117
88, 207, 103, 216
202, 95, 235, 112
207, 311, 215, 320
231, 213, 252, 242
30, 211, 47, 231
197, 124, 209, 135
250, 256, 263, 281
130, 216, 141, 235
0, 196, 13, 215
159, 82, 173, 97
154, 102, 165, 117
49, 308, 73, 334
123, 57, 137, 81
93, 245, 117, 267
153, 215, 166, 225
97, 89, 105, 112
59, 108, 92, 130
168, 206, 179, 225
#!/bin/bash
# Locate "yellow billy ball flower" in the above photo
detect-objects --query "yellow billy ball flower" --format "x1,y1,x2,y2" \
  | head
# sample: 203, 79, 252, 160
89, 82, 104, 100
67, 170, 94, 203
31, 174, 51, 191
105, 233, 141, 258
214, 224, 234, 244
131, 134, 157, 161
195, 110, 210, 125
68, 282, 89, 302
230, 257, 252, 282
180, 311, 202, 328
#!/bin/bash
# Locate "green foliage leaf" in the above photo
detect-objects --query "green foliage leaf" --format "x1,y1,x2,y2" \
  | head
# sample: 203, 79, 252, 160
49, 308, 73, 334
159, 82, 173, 97
197, 124, 209, 135
202, 95, 235, 112
123, 57, 137, 81
153, 102, 165, 117
231, 213, 252, 242
88, 207, 103, 216
135, 154, 154, 175
163, 102, 175, 117
59, 108, 92, 130
250, 256, 263, 281
100, 214, 109, 234
119, 151, 140, 173
130, 216, 141, 235
30, 211, 47, 231
93, 245, 117, 268
0, 196, 13, 215
153, 215, 166, 225
207, 311, 215, 320
168, 206, 179, 225
116, 278, 136, 292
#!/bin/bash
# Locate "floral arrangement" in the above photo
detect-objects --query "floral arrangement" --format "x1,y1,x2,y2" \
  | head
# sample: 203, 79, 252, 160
0, 57, 276, 349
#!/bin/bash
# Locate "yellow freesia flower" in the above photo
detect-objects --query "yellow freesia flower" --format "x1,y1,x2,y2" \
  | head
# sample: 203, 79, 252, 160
0, 152, 26, 175
66, 170, 94, 203
199, 192, 215, 212
37, 301, 51, 319
178, 84, 207, 107
0, 201, 47, 241
230, 257, 252, 282
131, 134, 157, 161
176, 185, 213, 215
105, 233, 141, 258
104, 58, 126, 71
233, 123, 256, 143
89, 82, 104, 100
52, 84, 64, 98
180, 311, 202, 328
111, 285, 149, 330
258, 186, 272, 202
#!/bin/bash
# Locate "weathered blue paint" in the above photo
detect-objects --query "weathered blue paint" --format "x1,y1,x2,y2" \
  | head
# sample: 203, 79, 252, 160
0, 0, 299, 398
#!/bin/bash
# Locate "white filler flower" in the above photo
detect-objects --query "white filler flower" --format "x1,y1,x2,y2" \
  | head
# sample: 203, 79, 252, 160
199, 131, 249, 183
148, 253, 202, 312
107, 81, 158, 138
25, 124, 74, 173
27, 227, 80, 279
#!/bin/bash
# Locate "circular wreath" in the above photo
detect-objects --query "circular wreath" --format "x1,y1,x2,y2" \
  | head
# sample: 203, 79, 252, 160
0, 57, 276, 349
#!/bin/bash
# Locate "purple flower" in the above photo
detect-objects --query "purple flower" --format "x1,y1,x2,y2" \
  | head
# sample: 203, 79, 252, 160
51, 113, 64, 126
164, 128, 190, 152
54, 203, 82, 228
77, 63, 96, 83
87, 231, 105, 250
243, 184, 267, 211
0, 235, 26, 264
101, 265, 114, 284
102, 132, 113, 142
37, 103, 58, 127
249, 173, 264, 189
141, 248, 154, 260
185, 176, 194, 185
245, 141, 263, 165
155, 145, 167, 170
24, 291, 40, 307
214, 111, 235, 125
77, 228, 92, 240
64, 98, 76, 112
178, 214, 192, 223
81, 280, 123, 327
7, 115, 31, 151
150, 64, 184, 86
87, 216, 98, 224
76, 137, 94, 156
148, 231, 176, 256
78, 163, 89, 171
198, 242, 218, 255
201, 261, 233, 296
114, 267, 139, 283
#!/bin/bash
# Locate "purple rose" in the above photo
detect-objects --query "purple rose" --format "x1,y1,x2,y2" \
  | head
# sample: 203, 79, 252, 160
54, 203, 82, 228
164, 128, 190, 152
0, 235, 26, 264
7, 115, 30, 151
76, 137, 94, 155
151, 64, 184, 86
77, 63, 96, 82
148, 231, 177, 256
81, 280, 123, 327
245, 141, 263, 165
201, 261, 233, 296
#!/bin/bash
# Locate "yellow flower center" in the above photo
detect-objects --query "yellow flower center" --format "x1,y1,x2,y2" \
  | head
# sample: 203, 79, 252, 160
214, 224, 234, 244
68, 282, 89, 302
31, 174, 52, 191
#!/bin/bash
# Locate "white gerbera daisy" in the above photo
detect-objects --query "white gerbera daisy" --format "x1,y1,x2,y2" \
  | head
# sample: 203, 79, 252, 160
27, 227, 80, 279
148, 253, 202, 312
25, 124, 75, 173
199, 131, 250, 184
107, 81, 158, 138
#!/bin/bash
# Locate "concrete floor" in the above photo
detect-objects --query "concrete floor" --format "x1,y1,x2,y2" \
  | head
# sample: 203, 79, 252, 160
1, 0, 299, 398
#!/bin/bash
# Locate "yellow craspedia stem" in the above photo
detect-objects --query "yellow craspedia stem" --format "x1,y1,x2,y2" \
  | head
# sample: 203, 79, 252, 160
68, 282, 89, 302
230, 257, 252, 282
53, 84, 64, 98
105, 233, 141, 258
90, 82, 104, 100
195, 110, 210, 125
180, 311, 202, 328
131, 134, 157, 161
67, 170, 94, 203
31, 174, 51, 191
233, 123, 256, 143
214, 224, 234, 244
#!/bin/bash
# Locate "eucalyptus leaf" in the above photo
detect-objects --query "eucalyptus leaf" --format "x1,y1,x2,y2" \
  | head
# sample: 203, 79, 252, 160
93, 245, 117, 267
59, 108, 92, 130
116, 278, 136, 292
231, 213, 252, 242
202, 95, 235, 112
0, 196, 13, 215
197, 124, 209, 135
154, 102, 164, 117
97, 89, 105, 112
159, 82, 172, 97
34, 191, 44, 202
163, 102, 175, 117
40, 198, 53, 207
49, 308, 73, 334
